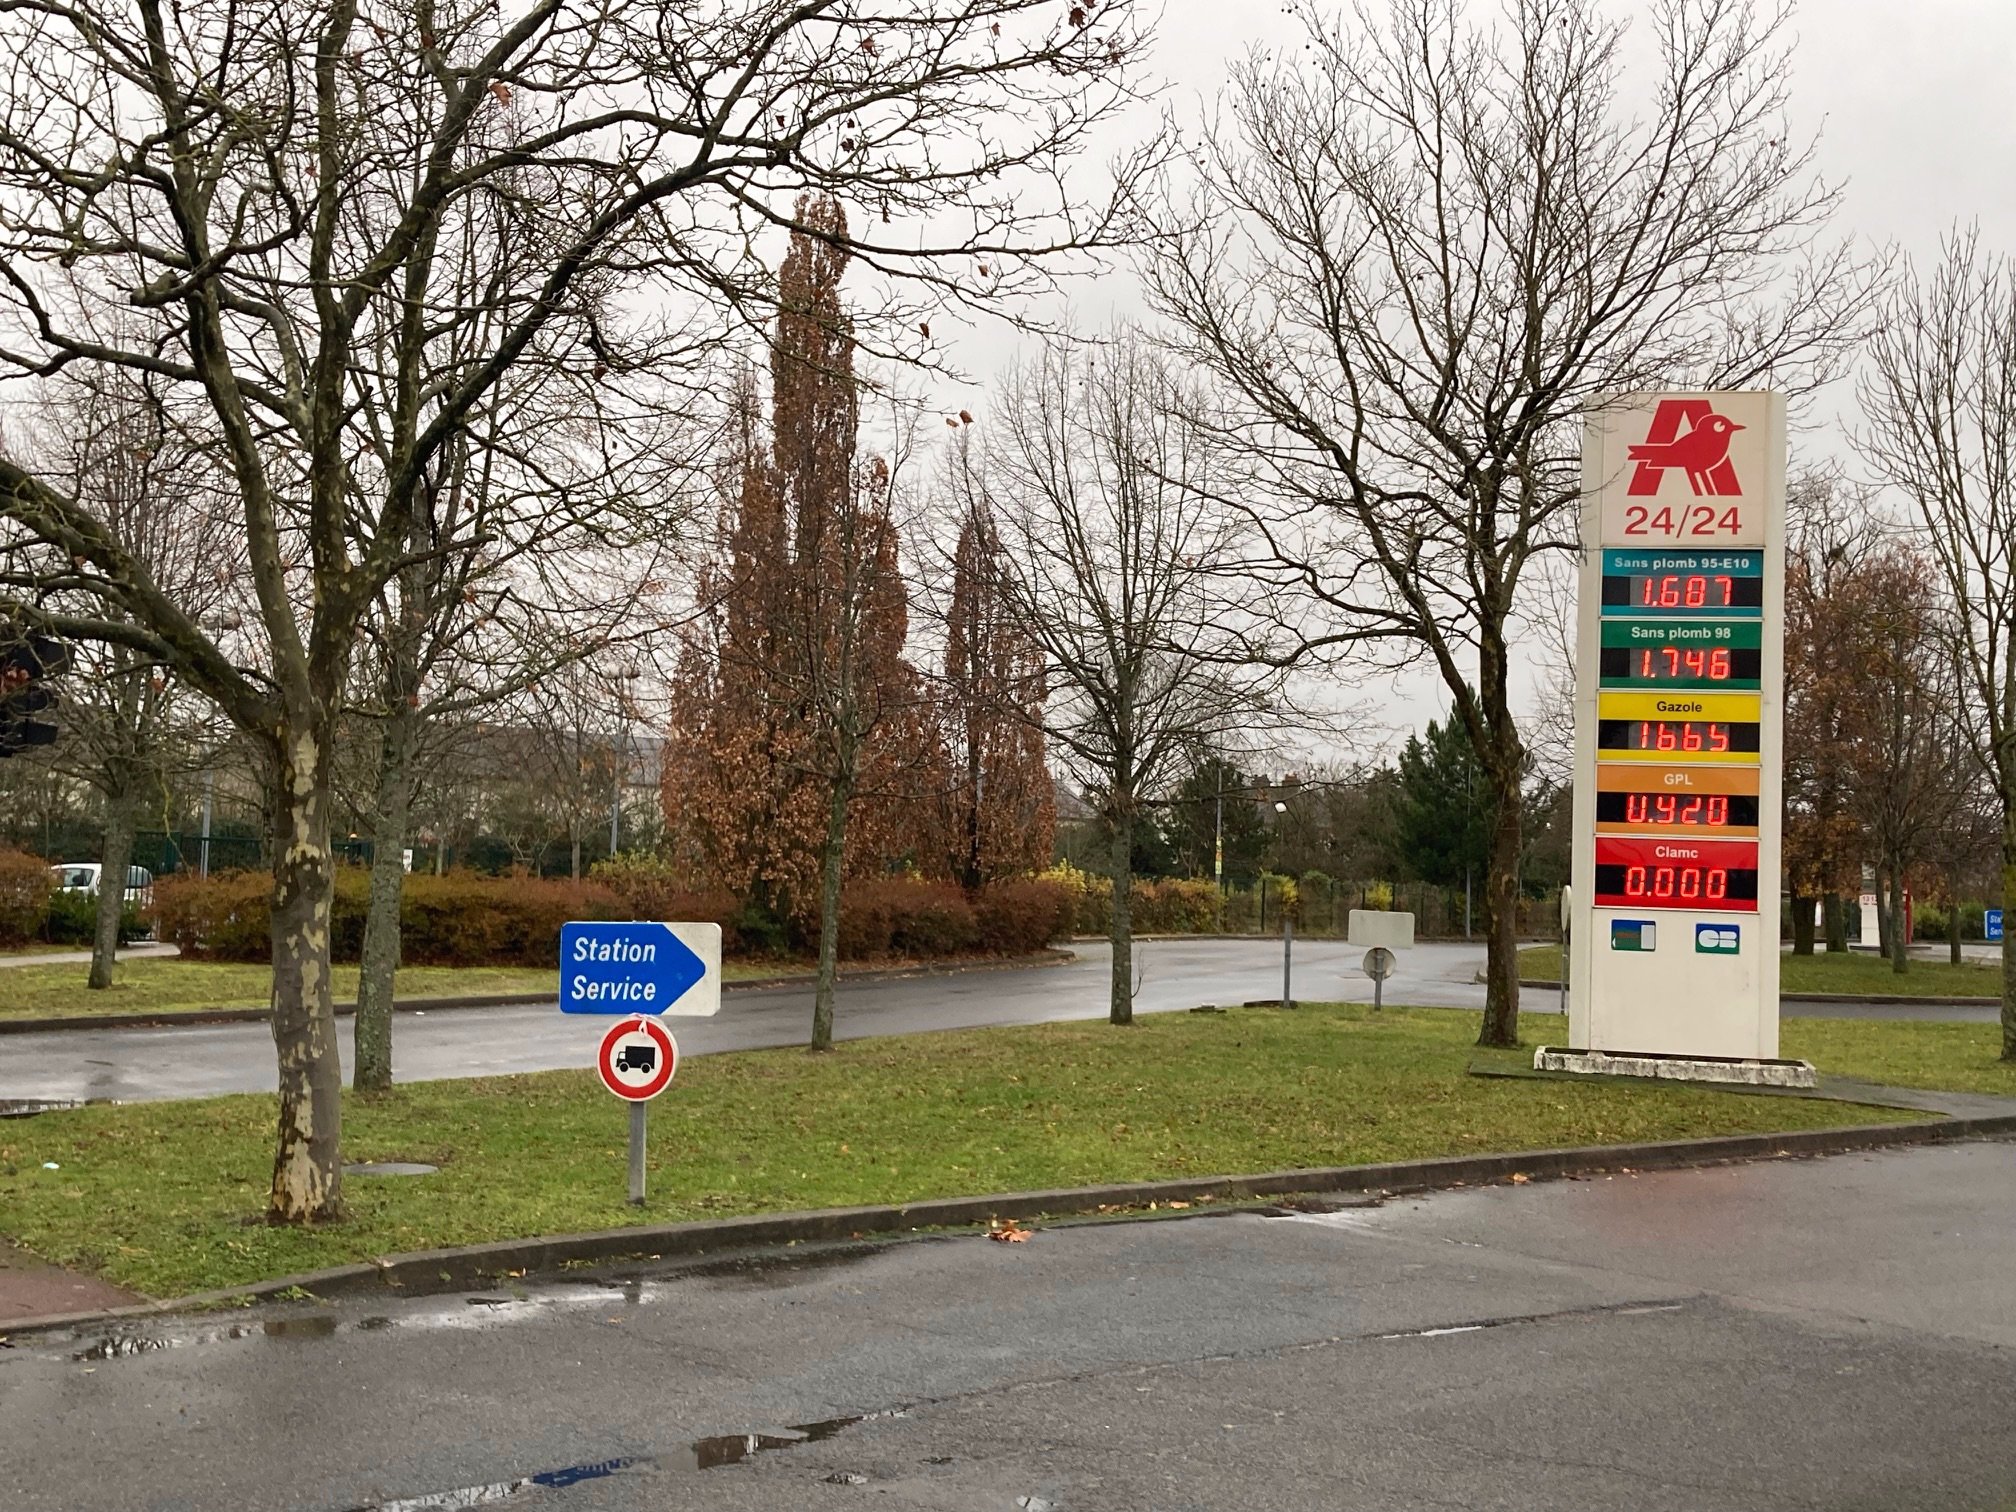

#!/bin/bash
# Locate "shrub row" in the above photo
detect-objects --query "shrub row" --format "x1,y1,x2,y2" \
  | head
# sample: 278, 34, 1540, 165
148, 866, 1070, 966
0, 846, 54, 948
149, 871, 638, 966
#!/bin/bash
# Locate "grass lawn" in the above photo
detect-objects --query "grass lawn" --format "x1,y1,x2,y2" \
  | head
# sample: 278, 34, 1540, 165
1518, 944, 2004, 1000
1784, 1017, 2016, 1097
0, 1004, 1921, 1299
0, 957, 800, 1022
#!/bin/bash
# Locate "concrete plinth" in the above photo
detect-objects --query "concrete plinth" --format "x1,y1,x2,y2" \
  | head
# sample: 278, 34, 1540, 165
1534, 1045, 1818, 1089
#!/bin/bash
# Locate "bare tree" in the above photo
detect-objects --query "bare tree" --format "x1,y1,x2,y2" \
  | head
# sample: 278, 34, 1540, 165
1782, 470, 1883, 956
0, 0, 1156, 1219
1860, 228, 2016, 1052
1840, 546, 1963, 975
1141, 0, 1865, 1045
969, 330, 1289, 1025
7, 374, 236, 985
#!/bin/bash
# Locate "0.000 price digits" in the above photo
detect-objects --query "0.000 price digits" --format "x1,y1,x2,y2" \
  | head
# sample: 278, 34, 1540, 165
1624, 866, 1728, 901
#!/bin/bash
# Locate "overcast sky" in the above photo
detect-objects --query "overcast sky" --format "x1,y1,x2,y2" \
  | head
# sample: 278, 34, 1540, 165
915, 0, 2012, 771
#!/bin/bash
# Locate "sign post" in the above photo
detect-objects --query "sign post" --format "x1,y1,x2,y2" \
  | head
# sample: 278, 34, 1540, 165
1560, 392, 1807, 1082
562, 922, 721, 1203
595, 1015, 678, 1204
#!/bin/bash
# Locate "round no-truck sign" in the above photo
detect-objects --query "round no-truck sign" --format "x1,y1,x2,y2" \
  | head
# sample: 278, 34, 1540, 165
596, 1016, 677, 1101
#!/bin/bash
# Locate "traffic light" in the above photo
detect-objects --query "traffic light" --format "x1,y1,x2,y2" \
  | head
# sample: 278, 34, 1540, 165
0, 628, 71, 757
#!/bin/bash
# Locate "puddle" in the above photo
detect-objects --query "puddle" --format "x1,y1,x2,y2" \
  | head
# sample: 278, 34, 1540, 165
677, 1240, 892, 1289
690, 1412, 875, 1468
263, 1314, 338, 1338
340, 1409, 907, 1510
73, 1334, 175, 1361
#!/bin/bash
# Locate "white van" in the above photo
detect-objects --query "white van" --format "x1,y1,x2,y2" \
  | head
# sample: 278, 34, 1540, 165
50, 863, 154, 908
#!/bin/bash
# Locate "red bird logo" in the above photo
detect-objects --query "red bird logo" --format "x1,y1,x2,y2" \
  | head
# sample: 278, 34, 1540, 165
1626, 401, 1744, 497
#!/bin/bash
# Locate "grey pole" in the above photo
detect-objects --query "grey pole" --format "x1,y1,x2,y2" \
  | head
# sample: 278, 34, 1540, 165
1213, 765, 1224, 931
198, 770, 214, 879
1282, 915, 1294, 1009
1374, 965, 1384, 1013
627, 1102, 647, 1205
610, 716, 627, 857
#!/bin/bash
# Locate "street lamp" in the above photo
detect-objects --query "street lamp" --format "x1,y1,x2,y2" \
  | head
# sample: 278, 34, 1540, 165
1274, 797, 1292, 1009
610, 664, 642, 857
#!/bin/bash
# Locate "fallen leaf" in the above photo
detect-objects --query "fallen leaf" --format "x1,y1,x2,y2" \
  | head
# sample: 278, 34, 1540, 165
1509, 1173, 1530, 1185
988, 1221, 1033, 1243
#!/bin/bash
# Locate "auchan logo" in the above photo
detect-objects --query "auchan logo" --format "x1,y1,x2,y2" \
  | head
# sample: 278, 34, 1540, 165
1626, 400, 1744, 497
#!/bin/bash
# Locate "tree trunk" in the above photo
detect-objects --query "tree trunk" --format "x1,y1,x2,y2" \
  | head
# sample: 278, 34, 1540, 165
570, 828, 582, 881
1789, 893, 1816, 956
811, 774, 850, 1052
1887, 857, 1909, 975
1108, 805, 1134, 1025
2002, 803, 2016, 1060
1949, 869, 1963, 967
1476, 769, 1523, 1048
1823, 892, 1849, 953
354, 709, 415, 1092
267, 724, 344, 1224
88, 791, 137, 989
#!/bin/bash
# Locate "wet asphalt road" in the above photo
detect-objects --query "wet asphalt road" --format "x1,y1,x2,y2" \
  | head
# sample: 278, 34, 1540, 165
3, 939, 1995, 1106
0, 938, 1500, 1104
4, 1139, 2013, 1511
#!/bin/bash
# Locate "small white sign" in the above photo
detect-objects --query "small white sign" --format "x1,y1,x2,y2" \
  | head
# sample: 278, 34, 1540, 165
1347, 910, 1415, 950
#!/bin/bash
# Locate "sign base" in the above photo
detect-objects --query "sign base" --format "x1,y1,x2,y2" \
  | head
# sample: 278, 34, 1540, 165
1533, 1046, 1816, 1089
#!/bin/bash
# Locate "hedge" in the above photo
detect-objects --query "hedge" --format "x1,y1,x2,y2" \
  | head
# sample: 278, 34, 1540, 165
150, 871, 631, 967
0, 846, 54, 948
149, 865, 1071, 966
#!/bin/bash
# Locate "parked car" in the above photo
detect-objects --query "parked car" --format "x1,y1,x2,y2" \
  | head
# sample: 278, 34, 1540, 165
50, 862, 154, 908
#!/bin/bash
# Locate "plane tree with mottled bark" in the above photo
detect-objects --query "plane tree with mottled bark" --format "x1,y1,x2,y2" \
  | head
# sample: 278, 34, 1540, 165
0, 0, 1157, 1220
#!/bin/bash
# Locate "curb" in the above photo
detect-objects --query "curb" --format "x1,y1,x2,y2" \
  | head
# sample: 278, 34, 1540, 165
0, 951, 1075, 1035
8, 1108, 2013, 1338
1516, 976, 2002, 1008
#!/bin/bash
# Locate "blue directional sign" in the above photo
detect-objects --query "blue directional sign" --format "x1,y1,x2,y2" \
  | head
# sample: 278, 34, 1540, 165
559, 921, 722, 1016
1987, 909, 2004, 944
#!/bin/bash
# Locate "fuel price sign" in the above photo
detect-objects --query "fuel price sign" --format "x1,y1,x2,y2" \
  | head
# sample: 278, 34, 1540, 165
1572, 392, 1786, 1064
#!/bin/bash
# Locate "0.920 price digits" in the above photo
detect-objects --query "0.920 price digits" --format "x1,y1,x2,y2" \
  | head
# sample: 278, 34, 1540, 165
1626, 794, 1728, 826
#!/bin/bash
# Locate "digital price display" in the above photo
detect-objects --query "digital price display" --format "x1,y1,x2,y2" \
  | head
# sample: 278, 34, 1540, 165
1597, 644, 1763, 685
1593, 837, 1760, 913
1594, 790, 1761, 830
1594, 764, 1761, 837
1601, 572, 1763, 613
1597, 719, 1759, 755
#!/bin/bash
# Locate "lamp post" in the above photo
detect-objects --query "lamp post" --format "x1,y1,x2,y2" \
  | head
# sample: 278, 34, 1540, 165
1274, 797, 1291, 1008
1213, 764, 1225, 930
610, 665, 641, 857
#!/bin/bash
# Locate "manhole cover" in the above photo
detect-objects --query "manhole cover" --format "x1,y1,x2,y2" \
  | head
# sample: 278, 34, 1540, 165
343, 1161, 439, 1177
